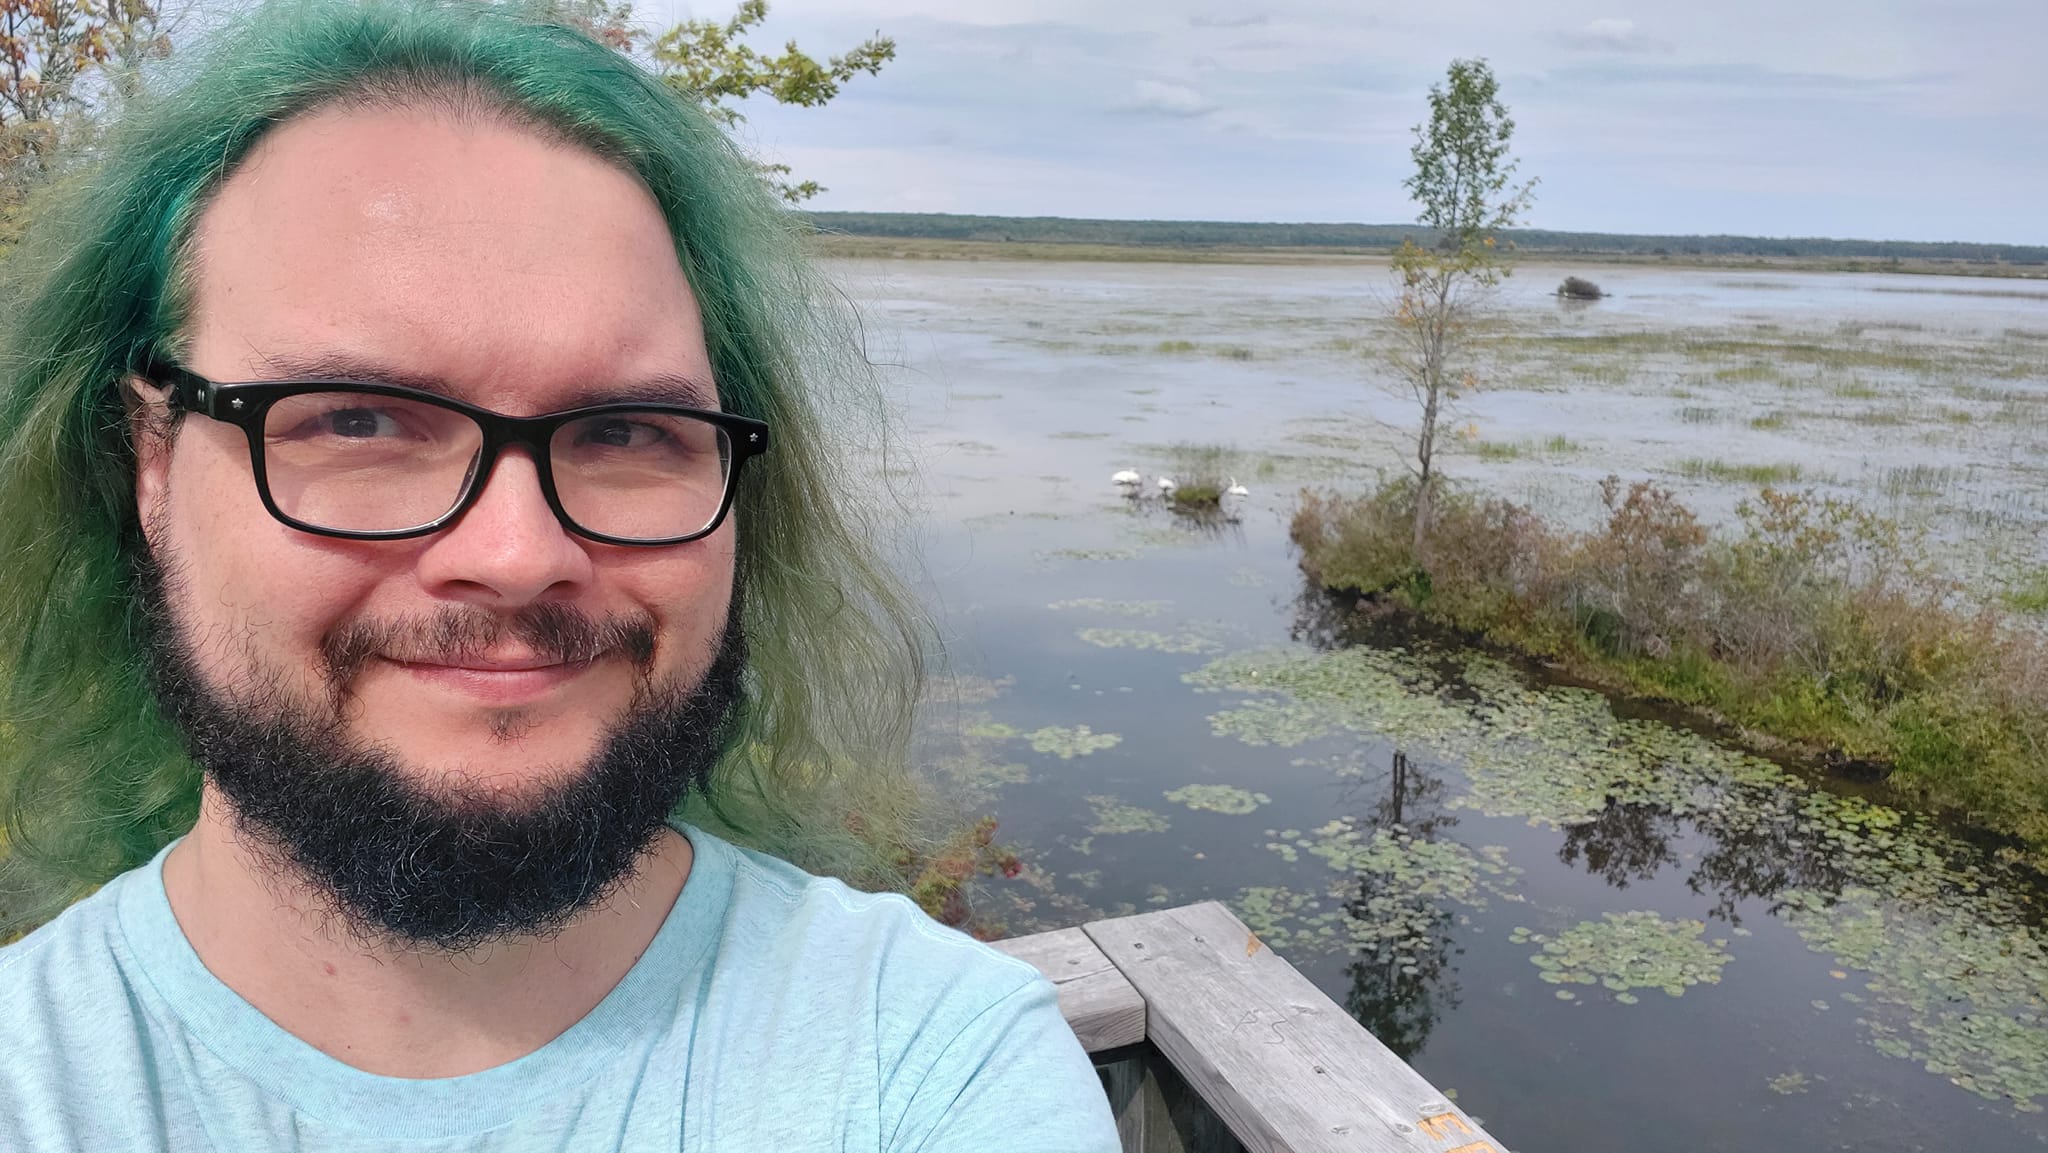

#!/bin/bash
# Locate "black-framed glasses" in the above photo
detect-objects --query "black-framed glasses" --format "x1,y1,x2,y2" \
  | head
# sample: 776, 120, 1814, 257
153, 362, 769, 546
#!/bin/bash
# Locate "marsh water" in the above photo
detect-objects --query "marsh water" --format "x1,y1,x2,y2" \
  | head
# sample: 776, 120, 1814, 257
834, 257, 2048, 1152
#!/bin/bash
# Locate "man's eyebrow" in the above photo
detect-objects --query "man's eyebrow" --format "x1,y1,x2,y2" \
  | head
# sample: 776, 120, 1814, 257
250, 351, 720, 408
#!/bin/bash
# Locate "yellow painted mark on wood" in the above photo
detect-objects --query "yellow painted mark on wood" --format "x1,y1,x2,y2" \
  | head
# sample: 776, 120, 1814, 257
1444, 1144, 1495, 1153
1419, 1113, 1473, 1140
1246, 932, 1263, 957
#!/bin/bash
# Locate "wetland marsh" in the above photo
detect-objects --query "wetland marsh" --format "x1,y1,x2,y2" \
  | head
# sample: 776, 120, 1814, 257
843, 256, 2048, 1152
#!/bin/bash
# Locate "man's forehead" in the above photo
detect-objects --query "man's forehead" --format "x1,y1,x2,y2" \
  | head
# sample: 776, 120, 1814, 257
183, 107, 716, 415
250, 348, 721, 411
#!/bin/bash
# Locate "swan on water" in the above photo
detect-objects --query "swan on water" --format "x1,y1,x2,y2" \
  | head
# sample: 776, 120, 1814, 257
1225, 477, 1249, 497
1111, 468, 1142, 486
1157, 475, 1177, 494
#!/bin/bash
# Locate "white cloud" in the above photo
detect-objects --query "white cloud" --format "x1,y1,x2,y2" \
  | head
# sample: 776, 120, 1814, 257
1127, 78, 1216, 117
1562, 17, 1670, 53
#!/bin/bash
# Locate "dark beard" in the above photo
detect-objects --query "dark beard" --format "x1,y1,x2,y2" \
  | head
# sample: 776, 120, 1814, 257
136, 550, 746, 953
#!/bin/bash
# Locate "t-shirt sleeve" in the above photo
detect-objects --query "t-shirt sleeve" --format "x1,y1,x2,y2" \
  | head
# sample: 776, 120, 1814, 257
882, 975, 1120, 1153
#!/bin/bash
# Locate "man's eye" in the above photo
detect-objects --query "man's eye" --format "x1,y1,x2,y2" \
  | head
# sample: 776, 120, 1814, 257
325, 408, 402, 438
584, 419, 668, 449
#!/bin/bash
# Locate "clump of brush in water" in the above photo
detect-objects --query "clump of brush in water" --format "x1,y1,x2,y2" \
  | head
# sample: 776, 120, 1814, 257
1557, 276, 1604, 301
1160, 442, 1238, 510
1290, 475, 2048, 867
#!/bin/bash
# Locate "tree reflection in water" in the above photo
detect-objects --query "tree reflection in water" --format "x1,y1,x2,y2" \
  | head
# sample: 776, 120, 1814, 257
1338, 750, 1462, 1061
1292, 577, 1858, 929
1557, 800, 1681, 890
1685, 784, 1852, 925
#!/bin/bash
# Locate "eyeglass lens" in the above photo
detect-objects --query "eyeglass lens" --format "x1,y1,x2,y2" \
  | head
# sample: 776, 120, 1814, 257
261, 390, 735, 541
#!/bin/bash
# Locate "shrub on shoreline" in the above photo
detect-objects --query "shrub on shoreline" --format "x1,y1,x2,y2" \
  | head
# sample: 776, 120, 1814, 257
1291, 478, 2048, 863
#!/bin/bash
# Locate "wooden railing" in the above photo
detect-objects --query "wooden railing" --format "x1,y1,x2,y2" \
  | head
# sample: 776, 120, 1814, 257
992, 901, 1509, 1153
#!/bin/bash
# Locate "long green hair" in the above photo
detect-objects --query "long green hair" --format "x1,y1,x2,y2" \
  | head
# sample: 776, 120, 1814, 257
0, 0, 928, 932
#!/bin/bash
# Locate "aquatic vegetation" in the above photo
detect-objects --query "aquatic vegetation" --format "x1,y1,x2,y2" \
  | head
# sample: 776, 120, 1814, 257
1511, 912, 1733, 1000
1228, 567, 1270, 588
1248, 818, 1520, 965
1778, 885, 2048, 1110
1189, 644, 1780, 828
1766, 1072, 1811, 1095
965, 721, 1120, 760
1077, 628, 1223, 655
1677, 457, 1803, 485
1085, 794, 1171, 835
930, 747, 1031, 805
1039, 546, 1142, 563
935, 674, 1015, 705
1289, 480, 2048, 860
1047, 597, 1171, 617
1230, 885, 1339, 955
1027, 725, 1122, 759
1164, 784, 1270, 814
1194, 634, 2048, 1106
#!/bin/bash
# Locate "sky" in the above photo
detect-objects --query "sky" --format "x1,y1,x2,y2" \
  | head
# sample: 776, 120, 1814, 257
629, 0, 2048, 245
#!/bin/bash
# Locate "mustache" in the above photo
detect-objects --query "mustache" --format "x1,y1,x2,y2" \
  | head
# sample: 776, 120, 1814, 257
320, 602, 658, 685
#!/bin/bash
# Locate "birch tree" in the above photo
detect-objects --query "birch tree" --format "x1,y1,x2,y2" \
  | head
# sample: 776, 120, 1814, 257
1392, 58, 1534, 556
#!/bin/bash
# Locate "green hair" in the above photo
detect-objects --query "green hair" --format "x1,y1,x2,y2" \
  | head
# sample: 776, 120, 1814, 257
0, 0, 929, 932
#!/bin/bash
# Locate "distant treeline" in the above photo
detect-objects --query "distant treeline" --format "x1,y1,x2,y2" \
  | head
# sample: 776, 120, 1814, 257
805, 212, 2048, 266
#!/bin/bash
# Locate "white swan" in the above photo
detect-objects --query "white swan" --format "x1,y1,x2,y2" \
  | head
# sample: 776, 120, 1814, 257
1156, 475, 1177, 494
1225, 477, 1249, 497
1111, 468, 1141, 486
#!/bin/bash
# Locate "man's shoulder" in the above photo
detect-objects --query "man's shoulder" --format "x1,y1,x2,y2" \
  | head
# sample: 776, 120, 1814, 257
0, 868, 164, 1127
702, 830, 1044, 1000
0, 869, 137, 998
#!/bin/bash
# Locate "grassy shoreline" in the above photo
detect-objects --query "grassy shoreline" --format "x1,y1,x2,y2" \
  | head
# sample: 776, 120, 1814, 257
1291, 479, 2048, 867
808, 233, 2048, 280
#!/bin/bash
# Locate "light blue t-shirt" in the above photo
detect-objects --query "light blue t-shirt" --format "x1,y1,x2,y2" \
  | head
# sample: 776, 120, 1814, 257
0, 825, 1119, 1151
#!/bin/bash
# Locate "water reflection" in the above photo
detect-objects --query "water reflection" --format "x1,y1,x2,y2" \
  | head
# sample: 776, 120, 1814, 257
1556, 800, 1680, 891
1339, 751, 1461, 1060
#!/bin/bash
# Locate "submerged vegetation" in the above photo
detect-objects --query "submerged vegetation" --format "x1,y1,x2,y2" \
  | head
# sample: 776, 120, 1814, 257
1290, 477, 2048, 864
1191, 638, 2048, 1108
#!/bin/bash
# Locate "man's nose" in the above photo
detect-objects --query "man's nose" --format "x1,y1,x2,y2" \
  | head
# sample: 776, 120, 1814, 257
414, 447, 593, 605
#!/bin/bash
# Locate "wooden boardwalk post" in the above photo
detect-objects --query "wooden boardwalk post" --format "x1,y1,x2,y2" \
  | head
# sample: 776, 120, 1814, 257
996, 901, 1508, 1153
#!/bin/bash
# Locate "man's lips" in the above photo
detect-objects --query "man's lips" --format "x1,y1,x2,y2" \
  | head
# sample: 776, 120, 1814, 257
381, 654, 599, 704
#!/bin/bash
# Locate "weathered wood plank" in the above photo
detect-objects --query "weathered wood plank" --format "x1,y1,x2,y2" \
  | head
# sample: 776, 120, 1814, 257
993, 926, 1118, 982
1084, 902, 1503, 1153
994, 926, 1148, 1052
1056, 966, 1149, 1052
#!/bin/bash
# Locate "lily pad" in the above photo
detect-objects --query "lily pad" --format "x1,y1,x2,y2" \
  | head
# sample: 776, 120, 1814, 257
1518, 912, 1732, 1003
1085, 794, 1170, 836
1165, 784, 1271, 814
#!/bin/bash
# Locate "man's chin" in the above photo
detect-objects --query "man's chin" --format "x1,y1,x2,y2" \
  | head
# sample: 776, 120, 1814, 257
361, 728, 615, 803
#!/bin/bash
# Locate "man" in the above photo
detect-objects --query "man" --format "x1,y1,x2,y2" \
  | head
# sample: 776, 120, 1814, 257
0, 1, 1118, 1148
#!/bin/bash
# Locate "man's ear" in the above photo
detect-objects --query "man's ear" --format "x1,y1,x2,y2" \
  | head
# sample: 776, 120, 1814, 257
126, 376, 175, 535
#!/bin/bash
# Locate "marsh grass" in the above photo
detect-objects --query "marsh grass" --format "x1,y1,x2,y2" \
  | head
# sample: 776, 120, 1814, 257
1715, 363, 1780, 384
2004, 570, 2048, 616
1150, 441, 1242, 508
1679, 458, 1804, 485
1880, 464, 1965, 500
1680, 406, 1723, 424
1474, 436, 1581, 461
1291, 479, 2048, 864
1828, 379, 1884, 400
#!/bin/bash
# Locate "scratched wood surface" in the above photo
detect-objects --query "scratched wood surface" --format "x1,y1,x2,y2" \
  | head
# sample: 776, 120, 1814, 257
992, 925, 1148, 1053
1082, 902, 1505, 1153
